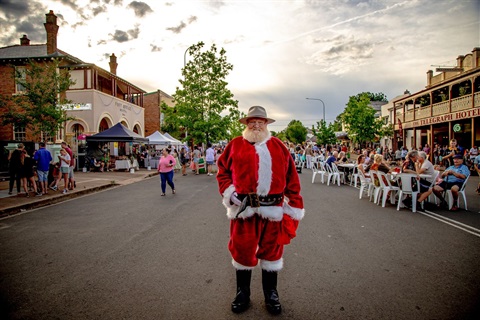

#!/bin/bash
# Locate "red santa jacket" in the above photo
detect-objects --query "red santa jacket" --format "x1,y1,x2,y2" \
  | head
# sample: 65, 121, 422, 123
217, 134, 305, 222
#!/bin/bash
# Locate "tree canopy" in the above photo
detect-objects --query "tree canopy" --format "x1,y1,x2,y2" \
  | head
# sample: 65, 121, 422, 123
314, 120, 337, 145
285, 120, 307, 144
0, 59, 74, 141
341, 92, 383, 146
166, 42, 240, 145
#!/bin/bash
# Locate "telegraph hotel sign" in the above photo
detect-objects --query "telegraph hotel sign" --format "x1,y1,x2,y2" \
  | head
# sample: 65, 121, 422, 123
401, 108, 480, 129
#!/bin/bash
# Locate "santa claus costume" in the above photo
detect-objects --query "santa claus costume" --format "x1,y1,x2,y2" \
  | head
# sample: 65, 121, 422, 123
217, 106, 305, 315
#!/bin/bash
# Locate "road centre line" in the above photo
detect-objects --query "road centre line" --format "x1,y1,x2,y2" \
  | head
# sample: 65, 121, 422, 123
420, 209, 480, 238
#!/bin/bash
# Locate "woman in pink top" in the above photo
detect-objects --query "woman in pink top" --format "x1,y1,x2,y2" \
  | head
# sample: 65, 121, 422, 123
157, 148, 176, 196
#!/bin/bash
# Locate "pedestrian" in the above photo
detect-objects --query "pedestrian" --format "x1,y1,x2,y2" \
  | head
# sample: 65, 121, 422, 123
192, 145, 201, 175
179, 147, 188, 176
58, 148, 71, 194
7, 143, 24, 195
49, 162, 61, 191
442, 139, 463, 168
205, 143, 215, 176
173, 149, 182, 171
305, 144, 313, 169
61, 141, 76, 190
33, 142, 53, 195
20, 149, 41, 197
216, 106, 305, 315
157, 148, 176, 196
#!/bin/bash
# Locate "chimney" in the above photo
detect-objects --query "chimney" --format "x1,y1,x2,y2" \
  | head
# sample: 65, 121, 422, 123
44, 10, 59, 55
426, 70, 433, 87
20, 35, 30, 46
472, 47, 480, 68
109, 53, 118, 75
456, 55, 465, 68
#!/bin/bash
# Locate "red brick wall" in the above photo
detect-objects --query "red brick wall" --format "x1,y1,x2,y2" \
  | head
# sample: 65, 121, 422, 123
0, 65, 39, 142
144, 92, 161, 136
0, 65, 15, 94
0, 65, 15, 141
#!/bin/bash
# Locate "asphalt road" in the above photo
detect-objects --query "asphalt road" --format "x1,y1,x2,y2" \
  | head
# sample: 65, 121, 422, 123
0, 170, 479, 319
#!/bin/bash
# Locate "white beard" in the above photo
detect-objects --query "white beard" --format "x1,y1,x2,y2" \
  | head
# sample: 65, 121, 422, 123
242, 127, 270, 143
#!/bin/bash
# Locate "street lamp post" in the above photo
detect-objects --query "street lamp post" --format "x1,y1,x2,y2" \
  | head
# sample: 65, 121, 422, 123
184, 47, 190, 69
305, 98, 326, 124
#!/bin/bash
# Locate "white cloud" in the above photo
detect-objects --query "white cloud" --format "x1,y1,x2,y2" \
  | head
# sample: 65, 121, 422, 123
0, 0, 478, 131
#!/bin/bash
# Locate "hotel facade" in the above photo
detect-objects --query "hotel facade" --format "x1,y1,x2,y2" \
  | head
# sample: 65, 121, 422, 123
387, 47, 480, 152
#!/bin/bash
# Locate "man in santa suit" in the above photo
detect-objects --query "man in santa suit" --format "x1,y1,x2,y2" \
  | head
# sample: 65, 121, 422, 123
217, 106, 305, 315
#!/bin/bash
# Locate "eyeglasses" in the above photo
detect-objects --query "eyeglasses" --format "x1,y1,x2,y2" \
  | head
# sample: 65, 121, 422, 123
247, 120, 266, 127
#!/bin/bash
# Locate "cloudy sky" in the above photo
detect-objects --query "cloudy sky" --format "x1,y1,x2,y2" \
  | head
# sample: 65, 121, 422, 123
0, 0, 479, 131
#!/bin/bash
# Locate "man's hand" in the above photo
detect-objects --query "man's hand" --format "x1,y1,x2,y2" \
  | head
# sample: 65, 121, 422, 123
230, 192, 242, 206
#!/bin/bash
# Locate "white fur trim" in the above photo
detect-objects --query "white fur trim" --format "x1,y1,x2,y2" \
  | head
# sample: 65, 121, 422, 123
232, 259, 256, 270
222, 185, 240, 219
255, 139, 272, 196
259, 206, 283, 221
222, 185, 256, 220
261, 258, 283, 271
283, 202, 305, 220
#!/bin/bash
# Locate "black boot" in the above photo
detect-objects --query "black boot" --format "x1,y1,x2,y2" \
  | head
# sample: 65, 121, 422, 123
262, 269, 282, 315
231, 269, 251, 313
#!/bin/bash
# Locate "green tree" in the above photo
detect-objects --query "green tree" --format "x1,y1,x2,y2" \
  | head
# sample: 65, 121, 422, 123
331, 114, 344, 132
378, 121, 394, 140
225, 110, 246, 141
354, 91, 387, 102
168, 42, 239, 145
273, 130, 286, 142
341, 93, 382, 146
314, 119, 336, 145
0, 59, 75, 141
160, 101, 182, 138
285, 120, 307, 144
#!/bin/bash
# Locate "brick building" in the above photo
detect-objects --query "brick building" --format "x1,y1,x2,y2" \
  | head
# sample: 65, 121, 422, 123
143, 90, 174, 137
0, 10, 157, 170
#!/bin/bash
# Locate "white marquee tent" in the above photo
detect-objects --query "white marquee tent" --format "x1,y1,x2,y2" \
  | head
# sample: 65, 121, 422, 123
163, 132, 183, 146
146, 131, 175, 145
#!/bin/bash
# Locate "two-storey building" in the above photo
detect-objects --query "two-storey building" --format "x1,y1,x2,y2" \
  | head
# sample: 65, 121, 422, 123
0, 10, 153, 170
387, 47, 480, 152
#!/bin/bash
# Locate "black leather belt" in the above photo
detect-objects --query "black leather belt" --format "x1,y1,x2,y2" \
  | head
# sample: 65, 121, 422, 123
237, 193, 284, 207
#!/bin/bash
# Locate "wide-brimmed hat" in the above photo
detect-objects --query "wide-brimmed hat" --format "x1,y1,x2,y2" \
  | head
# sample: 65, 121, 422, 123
239, 106, 275, 125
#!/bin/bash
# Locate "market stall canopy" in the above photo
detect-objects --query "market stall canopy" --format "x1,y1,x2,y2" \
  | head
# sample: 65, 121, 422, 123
163, 132, 183, 146
86, 123, 148, 143
146, 131, 175, 145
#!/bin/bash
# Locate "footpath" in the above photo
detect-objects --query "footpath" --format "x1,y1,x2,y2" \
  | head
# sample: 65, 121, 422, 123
0, 169, 159, 217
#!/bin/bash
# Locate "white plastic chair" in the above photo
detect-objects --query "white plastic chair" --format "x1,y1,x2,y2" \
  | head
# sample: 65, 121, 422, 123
396, 173, 420, 212
358, 169, 372, 199
324, 163, 335, 186
369, 171, 382, 203
376, 171, 400, 207
331, 163, 345, 186
446, 175, 470, 210
350, 165, 360, 188
426, 170, 440, 205
312, 161, 326, 184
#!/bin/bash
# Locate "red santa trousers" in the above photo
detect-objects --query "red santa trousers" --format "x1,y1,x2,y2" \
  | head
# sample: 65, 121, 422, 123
229, 214, 283, 270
